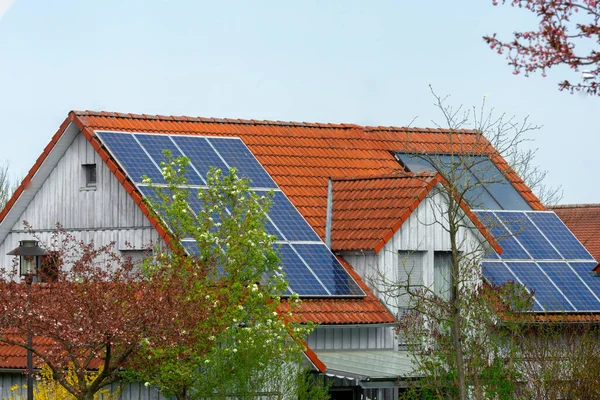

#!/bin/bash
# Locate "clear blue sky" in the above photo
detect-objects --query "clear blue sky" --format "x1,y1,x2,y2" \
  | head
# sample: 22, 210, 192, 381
0, 0, 598, 204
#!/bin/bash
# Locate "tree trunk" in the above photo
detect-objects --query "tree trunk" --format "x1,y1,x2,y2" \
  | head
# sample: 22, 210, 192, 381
449, 213, 467, 400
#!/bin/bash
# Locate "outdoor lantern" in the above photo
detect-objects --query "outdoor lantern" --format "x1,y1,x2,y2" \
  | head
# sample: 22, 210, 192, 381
7, 240, 47, 278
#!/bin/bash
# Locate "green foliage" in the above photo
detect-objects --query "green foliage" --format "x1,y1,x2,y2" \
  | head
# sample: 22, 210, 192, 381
132, 152, 321, 400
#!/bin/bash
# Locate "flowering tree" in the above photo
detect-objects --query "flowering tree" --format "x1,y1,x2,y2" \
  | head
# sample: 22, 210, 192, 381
484, 0, 600, 95
0, 226, 213, 400
127, 156, 324, 400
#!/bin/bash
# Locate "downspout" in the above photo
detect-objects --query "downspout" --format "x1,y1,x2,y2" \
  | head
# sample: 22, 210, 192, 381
325, 178, 333, 248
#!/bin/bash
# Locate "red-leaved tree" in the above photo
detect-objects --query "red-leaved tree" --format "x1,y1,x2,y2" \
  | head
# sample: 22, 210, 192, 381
0, 226, 227, 400
484, 0, 600, 95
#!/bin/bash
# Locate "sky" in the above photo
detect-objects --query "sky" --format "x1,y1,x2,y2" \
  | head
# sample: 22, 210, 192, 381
0, 1, 598, 204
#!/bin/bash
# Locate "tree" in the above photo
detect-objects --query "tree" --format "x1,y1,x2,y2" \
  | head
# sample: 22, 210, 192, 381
372, 89, 543, 399
0, 160, 18, 211
484, 0, 600, 96
0, 226, 202, 400
127, 155, 325, 400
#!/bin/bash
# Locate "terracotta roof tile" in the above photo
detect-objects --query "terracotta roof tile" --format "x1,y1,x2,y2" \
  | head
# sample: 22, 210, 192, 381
551, 204, 600, 262
330, 173, 501, 254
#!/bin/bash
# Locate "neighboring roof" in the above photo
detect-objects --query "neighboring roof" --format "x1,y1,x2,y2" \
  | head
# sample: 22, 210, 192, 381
278, 257, 396, 325
551, 204, 600, 265
314, 349, 417, 384
0, 336, 50, 370
331, 172, 502, 254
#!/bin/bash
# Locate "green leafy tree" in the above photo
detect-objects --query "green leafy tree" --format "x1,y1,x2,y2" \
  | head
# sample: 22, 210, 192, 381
129, 154, 327, 400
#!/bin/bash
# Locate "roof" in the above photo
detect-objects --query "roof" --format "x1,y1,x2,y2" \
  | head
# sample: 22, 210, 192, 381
0, 111, 535, 326
331, 172, 502, 254
65, 111, 542, 241
551, 204, 600, 268
314, 349, 417, 383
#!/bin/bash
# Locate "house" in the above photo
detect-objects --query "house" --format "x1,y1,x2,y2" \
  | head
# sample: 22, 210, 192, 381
0, 111, 597, 399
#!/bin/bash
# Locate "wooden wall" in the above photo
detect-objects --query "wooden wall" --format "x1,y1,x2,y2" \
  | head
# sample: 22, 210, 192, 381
0, 133, 161, 269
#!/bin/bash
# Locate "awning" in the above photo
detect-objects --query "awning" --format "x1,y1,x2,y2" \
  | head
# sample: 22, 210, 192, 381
314, 350, 419, 388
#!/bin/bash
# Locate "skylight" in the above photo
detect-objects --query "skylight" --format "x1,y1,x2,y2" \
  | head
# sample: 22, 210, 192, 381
395, 153, 531, 211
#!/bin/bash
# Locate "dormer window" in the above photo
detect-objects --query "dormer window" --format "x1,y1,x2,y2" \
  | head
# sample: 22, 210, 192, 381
82, 164, 97, 189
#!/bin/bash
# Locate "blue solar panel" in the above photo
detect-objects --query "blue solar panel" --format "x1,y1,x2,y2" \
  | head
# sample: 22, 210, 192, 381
481, 261, 517, 285
268, 192, 321, 242
508, 262, 574, 311
475, 211, 530, 259
97, 131, 164, 183
171, 136, 228, 181
496, 212, 561, 260
181, 241, 201, 256
293, 244, 364, 296
569, 262, 600, 302
208, 138, 277, 188
135, 134, 205, 185
539, 262, 600, 311
277, 244, 329, 296
527, 212, 593, 260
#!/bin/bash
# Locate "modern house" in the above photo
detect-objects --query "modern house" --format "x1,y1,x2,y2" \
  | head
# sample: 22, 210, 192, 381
0, 111, 598, 400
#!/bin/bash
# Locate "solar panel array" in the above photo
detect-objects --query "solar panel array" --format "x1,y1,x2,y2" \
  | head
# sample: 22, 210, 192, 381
96, 130, 364, 297
475, 210, 600, 312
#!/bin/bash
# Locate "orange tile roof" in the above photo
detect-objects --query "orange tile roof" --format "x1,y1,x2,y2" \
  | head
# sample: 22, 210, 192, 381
0, 111, 539, 329
551, 204, 600, 269
330, 172, 502, 254
67, 111, 543, 241
331, 172, 437, 252
278, 257, 396, 325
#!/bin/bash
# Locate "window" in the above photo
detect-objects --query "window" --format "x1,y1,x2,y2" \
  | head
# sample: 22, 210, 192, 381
394, 153, 531, 211
397, 251, 424, 310
82, 164, 97, 188
434, 252, 452, 301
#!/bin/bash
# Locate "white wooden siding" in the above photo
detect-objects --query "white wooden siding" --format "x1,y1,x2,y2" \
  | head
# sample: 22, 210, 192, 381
307, 325, 395, 350
0, 373, 165, 400
1, 132, 161, 269
12, 134, 152, 231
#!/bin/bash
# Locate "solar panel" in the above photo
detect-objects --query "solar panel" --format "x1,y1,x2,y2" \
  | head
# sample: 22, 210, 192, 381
171, 136, 228, 181
277, 244, 330, 296
292, 243, 364, 296
481, 261, 517, 286
208, 138, 277, 188
268, 192, 321, 242
569, 262, 600, 300
97, 131, 364, 298
467, 157, 531, 210
475, 211, 530, 259
96, 131, 165, 183
395, 153, 532, 210
539, 262, 600, 311
495, 212, 561, 260
508, 262, 574, 311
134, 134, 205, 185
527, 212, 593, 260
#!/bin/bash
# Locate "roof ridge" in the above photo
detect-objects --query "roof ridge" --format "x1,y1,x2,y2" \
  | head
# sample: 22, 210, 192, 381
71, 110, 480, 134
550, 203, 600, 209
332, 171, 436, 182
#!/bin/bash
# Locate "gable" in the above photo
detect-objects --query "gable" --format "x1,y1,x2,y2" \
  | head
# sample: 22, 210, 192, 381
0, 130, 161, 269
